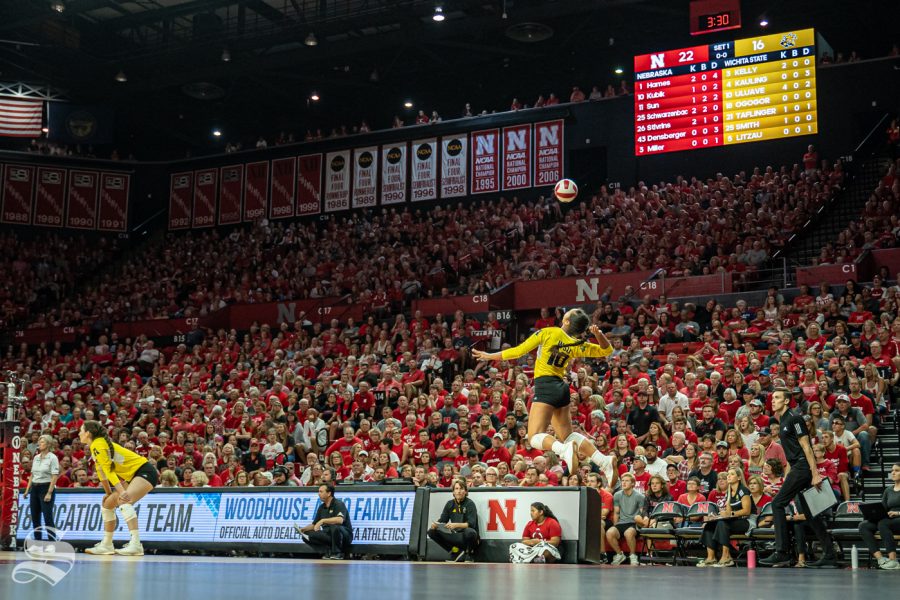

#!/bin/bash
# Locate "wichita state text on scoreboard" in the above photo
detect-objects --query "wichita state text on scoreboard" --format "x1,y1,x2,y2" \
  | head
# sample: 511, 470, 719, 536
633, 28, 817, 155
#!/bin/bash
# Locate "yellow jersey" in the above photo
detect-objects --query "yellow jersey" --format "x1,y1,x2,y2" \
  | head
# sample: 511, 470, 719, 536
90, 438, 148, 486
500, 326, 613, 379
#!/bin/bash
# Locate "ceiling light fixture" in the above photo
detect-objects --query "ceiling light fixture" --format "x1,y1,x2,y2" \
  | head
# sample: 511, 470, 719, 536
305, 32, 318, 46
310, 92, 320, 101
50, 1, 65, 14
432, 6, 445, 22
502, 0, 507, 19
212, 128, 222, 137
759, 18, 769, 27
403, 101, 413, 109
114, 70, 127, 83
221, 48, 231, 62
614, 67, 624, 75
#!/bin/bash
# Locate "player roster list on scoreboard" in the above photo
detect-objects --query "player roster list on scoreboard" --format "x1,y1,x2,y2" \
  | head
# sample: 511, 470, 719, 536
633, 28, 817, 155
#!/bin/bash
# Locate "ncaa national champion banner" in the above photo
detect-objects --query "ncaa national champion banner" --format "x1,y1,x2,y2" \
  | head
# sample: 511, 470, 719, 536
471, 129, 500, 194
244, 161, 269, 222
16, 489, 416, 550
218, 164, 243, 225
34, 167, 66, 227
1, 164, 34, 225
440, 136, 467, 199
411, 138, 437, 202
66, 170, 99, 230
168, 171, 192, 230
502, 124, 532, 191
98, 172, 130, 232
352, 146, 378, 208
534, 119, 564, 187
296, 154, 322, 216
192, 168, 217, 228
324, 150, 351, 212
380, 144, 407, 205
270, 157, 296, 219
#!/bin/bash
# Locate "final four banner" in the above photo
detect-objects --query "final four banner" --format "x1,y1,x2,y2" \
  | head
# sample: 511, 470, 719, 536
244, 161, 269, 222
411, 138, 437, 202
440, 136, 467, 199
534, 119, 564, 188
168, 172, 192, 230
67, 170, 99, 230
380, 144, 407, 205
192, 168, 217, 228
324, 150, 351, 212
352, 146, 378, 208
471, 129, 500, 194
1, 164, 34, 225
270, 157, 296, 219
34, 167, 65, 227
296, 154, 322, 216
502, 124, 532, 191
218, 164, 243, 225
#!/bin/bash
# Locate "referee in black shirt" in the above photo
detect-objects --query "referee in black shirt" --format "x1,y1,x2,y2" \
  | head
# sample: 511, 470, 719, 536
760, 388, 836, 568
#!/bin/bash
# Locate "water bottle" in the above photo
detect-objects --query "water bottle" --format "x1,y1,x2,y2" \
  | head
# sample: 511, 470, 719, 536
851, 544, 858, 570
747, 548, 757, 569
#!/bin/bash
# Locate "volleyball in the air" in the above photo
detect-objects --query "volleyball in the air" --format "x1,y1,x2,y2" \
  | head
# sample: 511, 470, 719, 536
554, 178, 578, 203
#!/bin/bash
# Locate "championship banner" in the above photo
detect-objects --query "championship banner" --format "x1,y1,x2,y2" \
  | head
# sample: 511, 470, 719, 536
66, 170, 99, 229
440, 136, 467, 199
34, 167, 65, 227
471, 129, 500, 194
97, 172, 129, 232
411, 138, 437, 202
168, 171, 192, 230
269, 157, 296, 219
192, 168, 217, 228
380, 144, 407, 205
244, 161, 269, 222
502, 124, 532, 191
534, 119, 564, 187
324, 150, 351, 212
16, 489, 416, 548
352, 147, 378, 208
1, 164, 34, 225
218, 164, 243, 225
296, 154, 322, 216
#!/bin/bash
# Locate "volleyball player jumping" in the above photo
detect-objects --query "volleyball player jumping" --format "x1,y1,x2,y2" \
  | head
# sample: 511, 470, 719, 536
79, 421, 158, 556
472, 308, 615, 482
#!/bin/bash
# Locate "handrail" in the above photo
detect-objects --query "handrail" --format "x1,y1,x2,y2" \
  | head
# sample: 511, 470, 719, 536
854, 112, 891, 154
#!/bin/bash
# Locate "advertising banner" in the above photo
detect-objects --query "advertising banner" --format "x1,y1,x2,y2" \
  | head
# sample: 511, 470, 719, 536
380, 144, 407, 205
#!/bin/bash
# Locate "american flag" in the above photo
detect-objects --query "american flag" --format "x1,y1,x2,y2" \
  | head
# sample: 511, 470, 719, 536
0, 98, 43, 137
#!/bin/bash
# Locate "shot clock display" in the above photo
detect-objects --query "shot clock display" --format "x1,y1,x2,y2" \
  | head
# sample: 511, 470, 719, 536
633, 28, 818, 156
690, 0, 742, 36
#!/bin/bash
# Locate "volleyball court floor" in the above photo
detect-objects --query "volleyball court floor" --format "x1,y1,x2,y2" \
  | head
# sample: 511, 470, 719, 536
0, 551, 890, 600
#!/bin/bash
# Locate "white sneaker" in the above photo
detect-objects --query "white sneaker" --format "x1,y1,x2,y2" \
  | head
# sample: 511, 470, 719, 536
560, 441, 577, 473
878, 557, 899, 570
115, 540, 144, 556
629, 553, 640, 566
595, 452, 615, 486
611, 552, 627, 565
84, 540, 116, 555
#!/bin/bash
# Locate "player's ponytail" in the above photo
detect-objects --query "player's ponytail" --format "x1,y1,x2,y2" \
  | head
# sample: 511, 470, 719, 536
558, 308, 592, 348
83, 420, 115, 458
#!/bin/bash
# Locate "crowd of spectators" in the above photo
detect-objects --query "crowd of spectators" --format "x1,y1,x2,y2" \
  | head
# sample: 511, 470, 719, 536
2, 154, 843, 334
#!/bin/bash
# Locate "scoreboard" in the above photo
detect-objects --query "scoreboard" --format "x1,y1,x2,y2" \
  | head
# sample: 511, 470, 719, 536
634, 28, 817, 155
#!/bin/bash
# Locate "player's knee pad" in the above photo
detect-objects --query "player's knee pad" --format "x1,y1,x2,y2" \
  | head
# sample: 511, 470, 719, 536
565, 432, 589, 447
118, 503, 137, 521
530, 433, 549, 450
101, 507, 117, 523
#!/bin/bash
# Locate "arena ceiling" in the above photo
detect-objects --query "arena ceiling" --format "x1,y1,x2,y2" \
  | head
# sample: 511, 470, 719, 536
0, 0, 894, 156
